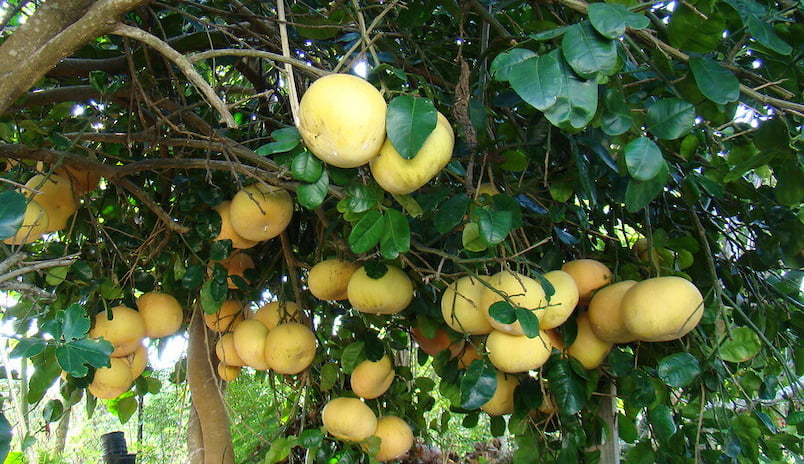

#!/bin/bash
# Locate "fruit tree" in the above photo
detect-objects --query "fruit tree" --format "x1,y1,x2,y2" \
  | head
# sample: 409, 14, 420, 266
0, 0, 802, 463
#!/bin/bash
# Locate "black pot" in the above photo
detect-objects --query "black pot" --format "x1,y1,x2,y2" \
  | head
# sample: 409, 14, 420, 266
103, 453, 137, 464
101, 431, 128, 455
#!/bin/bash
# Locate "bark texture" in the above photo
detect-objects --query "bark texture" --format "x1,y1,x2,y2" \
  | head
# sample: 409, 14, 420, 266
187, 309, 234, 464
0, 0, 151, 114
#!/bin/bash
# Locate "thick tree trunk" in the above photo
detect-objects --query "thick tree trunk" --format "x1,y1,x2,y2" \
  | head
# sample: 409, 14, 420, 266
187, 308, 234, 464
0, 0, 151, 114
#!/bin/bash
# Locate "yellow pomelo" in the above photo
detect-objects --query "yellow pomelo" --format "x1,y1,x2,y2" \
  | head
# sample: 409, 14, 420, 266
441, 275, 493, 335
567, 312, 613, 369
264, 322, 317, 374
474, 183, 499, 199
89, 357, 133, 400
217, 363, 241, 382
347, 265, 413, 315
254, 301, 308, 329
232, 319, 270, 370
89, 306, 146, 357
23, 174, 77, 232
127, 343, 147, 379
561, 259, 612, 303
350, 355, 394, 400
539, 270, 580, 329
298, 74, 387, 168
457, 342, 482, 369
210, 251, 255, 289
479, 271, 547, 335
373, 416, 414, 462
3, 200, 49, 245
136, 291, 184, 338
204, 300, 244, 333
322, 397, 378, 442
480, 371, 519, 416
587, 280, 638, 344
621, 276, 704, 342
370, 112, 455, 194
215, 332, 245, 367
486, 329, 552, 373
213, 201, 258, 249
308, 259, 359, 301
229, 183, 293, 242
411, 327, 465, 357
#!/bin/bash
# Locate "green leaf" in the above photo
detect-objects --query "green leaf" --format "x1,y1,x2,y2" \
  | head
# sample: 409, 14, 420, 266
380, 208, 410, 259
320, 363, 338, 391
348, 210, 385, 254
689, 57, 739, 104
460, 360, 498, 410
646, 98, 696, 140
107, 393, 137, 423
28, 348, 61, 404
462, 223, 486, 252
625, 137, 666, 181
476, 207, 511, 246
298, 429, 324, 449
657, 352, 700, 387
509, 54, 564, 111
0, 190, 27, 239
489, 415, 506, 437
291, 151, 323, 183
434, 194, 469, 234
181, 265, 204, 289
386, 96, 438, 159
340, 342, 365, 374
488, 301, 517, 325
364, 331, 385, 362
547, 358, 586, 416
648, 405, 676, 444
625, 162, 669, 212
720, 327, 761, 363
56, 338, 113, 378
392, 194, 423, 218
588, 3, 649, 38
297, 170, 329, 210
10, 337, 47, 361
600, 88, 632, 136
61, 304, 90, 341
45, 266, 68, 286
723, 0, 793, 55
668, 4, 726, 53
264, 436, 294, 464
515, 308, 540, 338
625, 441, 655, 464
490, 48, 538, 82
561, 23, 620, 80
343, 184, 382, 213
0, 412, 12, 462
255, 127, 301, 155
544, 55, 599, 129
200, 279, 226, 314
363, 261, 388, 279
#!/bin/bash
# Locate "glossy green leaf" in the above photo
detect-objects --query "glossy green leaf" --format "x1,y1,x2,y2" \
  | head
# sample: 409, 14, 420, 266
107, 394, 137, 423
291, 151, 323, 183
544, 56, 599, 129
625, 137, 666, 181
648, 405, 677, 444
60, 304, 90, 341
255, 127, 300, 155
340, 342, 365, 374
515, 308, 540, 338
600, 88, 632, 136
476, 207, 511, 246
296, 170, 329, 210
460, 360, 498, 410
200, 278, 226, 314
386, 95, 437, 159
689, 57, 739, 104
9, 338, 47, 359
720, 327, 761, 363
55, 338, 113, 378
588, 3, 649, 38
343, 184, 382, 213
298, 429, 323, 449
28, 348, 61, 403
434, 194, 469, 234
490, 48, 538, 82
264, 436, 294, 464
380, 208, 410, 259
547, 358, 586, 416
348, 210, 385, 254
561, 23, 619, 80
723, 0, 793, 55
646, 98, 696, 140
462, 222, 487, 252
509, 53, 564, 111
319, 363, 338, 391
625, 162, 669, 212
0, 190, 26, 240
668, 4, 726, 53
0, 412, 11, 462
488, 301, 517, 325
181, 265, 204, 289
657, 352, 700, 387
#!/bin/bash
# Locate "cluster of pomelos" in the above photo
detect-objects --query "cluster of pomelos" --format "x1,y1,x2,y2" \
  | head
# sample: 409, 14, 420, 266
86, 292, 183, 399
297, 73, 455, 195
4, 165, 99, 245
435, 258, 705, 415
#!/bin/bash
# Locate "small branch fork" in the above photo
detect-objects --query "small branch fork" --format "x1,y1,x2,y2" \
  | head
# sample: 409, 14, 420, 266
0, 253, 80, 300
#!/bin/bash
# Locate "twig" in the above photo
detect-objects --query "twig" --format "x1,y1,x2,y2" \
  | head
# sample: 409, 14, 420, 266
280, 231, 304, 306
110, 23, 238, 128
276, 0, 301, 126
0, 254, 79, 285
117, 178, 191, 234
189, 49, 328, 78
0, 281, 55, 300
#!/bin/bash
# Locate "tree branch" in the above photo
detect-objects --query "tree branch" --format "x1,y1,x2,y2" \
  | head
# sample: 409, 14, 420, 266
110, 23, 238, 128
189, 50, 329, 79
